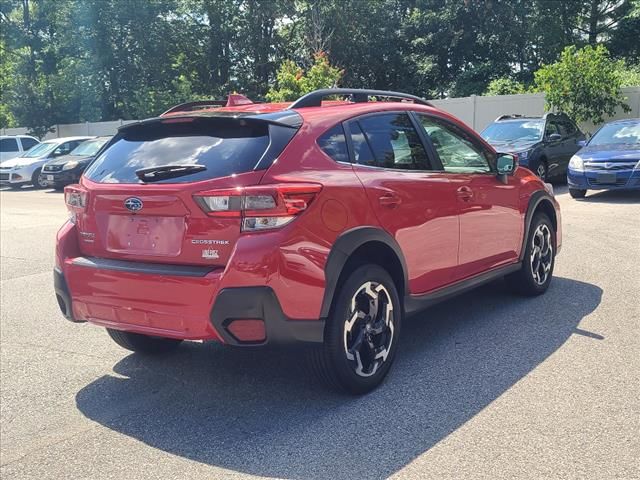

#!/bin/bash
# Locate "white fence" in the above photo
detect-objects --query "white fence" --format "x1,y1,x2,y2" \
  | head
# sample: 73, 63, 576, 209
2, 87, 639, 139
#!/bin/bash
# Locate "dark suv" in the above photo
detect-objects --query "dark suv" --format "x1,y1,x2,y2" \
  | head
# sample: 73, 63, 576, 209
55, 89, 561, 394
481, 113, 585, 181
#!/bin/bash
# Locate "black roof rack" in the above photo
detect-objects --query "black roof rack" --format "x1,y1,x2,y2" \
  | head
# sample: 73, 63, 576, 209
288, 88, 433, 109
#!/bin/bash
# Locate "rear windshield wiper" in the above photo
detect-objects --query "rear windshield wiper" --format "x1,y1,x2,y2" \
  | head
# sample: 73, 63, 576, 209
135, 164, 206, 182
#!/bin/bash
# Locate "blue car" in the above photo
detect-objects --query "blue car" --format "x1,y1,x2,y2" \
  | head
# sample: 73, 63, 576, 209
567, 118, 640, 198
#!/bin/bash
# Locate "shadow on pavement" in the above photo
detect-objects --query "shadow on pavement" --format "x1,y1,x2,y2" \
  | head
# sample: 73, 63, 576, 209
76, 276, 602, 479
578, 189, 640, 204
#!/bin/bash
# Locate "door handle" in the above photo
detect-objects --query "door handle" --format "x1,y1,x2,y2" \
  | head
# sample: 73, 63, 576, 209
378, 192, 401, 208
456, 186, 474, 201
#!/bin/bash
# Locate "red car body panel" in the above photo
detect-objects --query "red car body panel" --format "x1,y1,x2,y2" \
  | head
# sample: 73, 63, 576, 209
55, 99, 562, 343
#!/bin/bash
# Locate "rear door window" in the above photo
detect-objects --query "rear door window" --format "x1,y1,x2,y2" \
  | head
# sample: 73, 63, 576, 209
352, 113, 431, 170
84, 118, 275, 184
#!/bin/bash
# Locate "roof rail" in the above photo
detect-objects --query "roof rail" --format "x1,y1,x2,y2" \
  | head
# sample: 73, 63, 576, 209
161, 93, 253, 116
288, 88, 433, 109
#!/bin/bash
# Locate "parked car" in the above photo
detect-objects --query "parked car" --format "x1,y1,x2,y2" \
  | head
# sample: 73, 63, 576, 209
0, 135, 40, 164
567, 118, 640, 198
0, 136, 92, 189
55, 89, 561, 394
43, 136, 112, 190
481, 113, 585, 181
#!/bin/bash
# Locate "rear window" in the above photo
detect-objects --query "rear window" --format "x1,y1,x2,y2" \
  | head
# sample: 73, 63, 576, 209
84, 118, 273, 184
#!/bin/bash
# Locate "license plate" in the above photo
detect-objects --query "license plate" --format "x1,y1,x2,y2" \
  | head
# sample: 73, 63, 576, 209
597, 172, 616, 184
104, 215, 185, 255
47, 175, 54, 181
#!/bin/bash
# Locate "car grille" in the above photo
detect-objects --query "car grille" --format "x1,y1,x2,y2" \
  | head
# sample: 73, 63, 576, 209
0, 173, 10, 181
43, 164, 63, 172
587, 177, 629, 187
584, 161, 637, 171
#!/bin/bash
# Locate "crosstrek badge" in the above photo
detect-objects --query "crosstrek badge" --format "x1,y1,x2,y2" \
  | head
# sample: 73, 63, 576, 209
201, 249, 219, 260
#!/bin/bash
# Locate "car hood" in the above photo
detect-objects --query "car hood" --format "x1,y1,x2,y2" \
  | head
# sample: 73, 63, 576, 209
45, 154, 93, 166
485, 139, 539, 153
577, 143, 640, 162
0, 156, 43, 168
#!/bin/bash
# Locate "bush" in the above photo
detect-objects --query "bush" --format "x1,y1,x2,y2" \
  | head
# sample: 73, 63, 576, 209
484, 78, 529, 96
266, 52, 343, 102
534, 45, 631, 124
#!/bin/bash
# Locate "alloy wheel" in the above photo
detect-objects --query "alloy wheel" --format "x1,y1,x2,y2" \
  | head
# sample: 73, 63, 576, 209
530, 224, 553, 285
343, 281, 395, 377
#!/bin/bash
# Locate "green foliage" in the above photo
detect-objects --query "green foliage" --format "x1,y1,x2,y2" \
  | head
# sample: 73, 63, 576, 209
534, 45, 631, 124
1, 0, 639, 131
618, 64, 640, 86
485, 79, 529, 96
266, 52, 342, 102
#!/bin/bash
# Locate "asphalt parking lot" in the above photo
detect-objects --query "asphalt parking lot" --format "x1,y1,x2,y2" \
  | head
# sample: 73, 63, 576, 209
0, 185, 638, 480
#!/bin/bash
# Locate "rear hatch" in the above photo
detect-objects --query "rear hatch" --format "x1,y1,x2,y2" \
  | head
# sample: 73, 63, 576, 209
72, 114, 299, 267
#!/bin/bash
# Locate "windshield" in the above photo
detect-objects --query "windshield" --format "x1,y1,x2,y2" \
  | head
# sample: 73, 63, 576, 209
70, 138, 109, 156
588, 122, 640, 146
481, 120, 544, 143
22, 142, 57, 158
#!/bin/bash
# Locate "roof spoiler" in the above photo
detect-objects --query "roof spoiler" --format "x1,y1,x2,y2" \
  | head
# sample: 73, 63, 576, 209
288, 88, 434, 109
161, 94, 253, 116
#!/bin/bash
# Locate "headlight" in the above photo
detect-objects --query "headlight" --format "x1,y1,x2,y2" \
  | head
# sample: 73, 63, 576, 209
568, 155, 584, 171
517, 150, 530, 160
62, 161, 79, 171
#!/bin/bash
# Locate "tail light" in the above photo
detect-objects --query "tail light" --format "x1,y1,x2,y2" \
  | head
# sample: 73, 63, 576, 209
194, 183, 322, 232
64, 185, 88, 222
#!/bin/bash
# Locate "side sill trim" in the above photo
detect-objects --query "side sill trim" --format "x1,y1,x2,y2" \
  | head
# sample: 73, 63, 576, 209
404, 262, 521, 315
71, 257, 217, 277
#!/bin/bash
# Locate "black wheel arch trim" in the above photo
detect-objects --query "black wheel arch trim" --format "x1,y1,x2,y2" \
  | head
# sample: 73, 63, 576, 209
520, 191, 557, 262
320, 226, 409, 319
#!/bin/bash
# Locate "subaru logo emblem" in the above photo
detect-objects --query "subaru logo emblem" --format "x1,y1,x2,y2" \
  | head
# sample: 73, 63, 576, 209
124, 197, 143, 212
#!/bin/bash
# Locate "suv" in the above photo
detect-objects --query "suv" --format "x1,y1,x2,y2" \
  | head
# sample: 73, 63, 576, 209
0, 135, 39, 164
54, 89, 561, 394
481, 113, 585, 181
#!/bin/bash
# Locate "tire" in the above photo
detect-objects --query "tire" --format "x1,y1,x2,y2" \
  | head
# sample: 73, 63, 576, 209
569, 188, 587, 199
533, 159, 548, 181
309, 264, 402, 395
506, 213, 556, 296
106, 328, 182, 354
31, 168, 48, 189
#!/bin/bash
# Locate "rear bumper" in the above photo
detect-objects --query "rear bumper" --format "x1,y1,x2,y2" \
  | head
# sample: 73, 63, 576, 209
54, 222, 325, 346
568, 168, 640, 190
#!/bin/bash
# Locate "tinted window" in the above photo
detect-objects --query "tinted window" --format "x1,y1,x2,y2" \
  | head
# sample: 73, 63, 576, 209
84, 118, 272, 184
545, 121, 559, 138
481, 120, 544, 142
418, 115, 491, 174
317, 125, 349, 163
0, 138, 19, 152
20, 137, 39, 150
559, 120, 576, 136
356, 113, 431, 170
349, 122, 376, 166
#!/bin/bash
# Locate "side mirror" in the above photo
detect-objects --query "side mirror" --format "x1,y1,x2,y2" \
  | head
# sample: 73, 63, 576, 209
496, 154, 517, 184
577, 139, 587, 148
496, 154, 517, 175
548, 133, 562, 142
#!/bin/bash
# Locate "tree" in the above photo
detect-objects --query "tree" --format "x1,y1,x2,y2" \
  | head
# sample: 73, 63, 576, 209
484, 78, 529, 96
534, 45, 631, 124
266, 52, 342, 102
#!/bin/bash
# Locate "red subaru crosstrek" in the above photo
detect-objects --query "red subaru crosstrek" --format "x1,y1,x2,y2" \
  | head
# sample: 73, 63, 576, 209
55, 89, 561, 394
